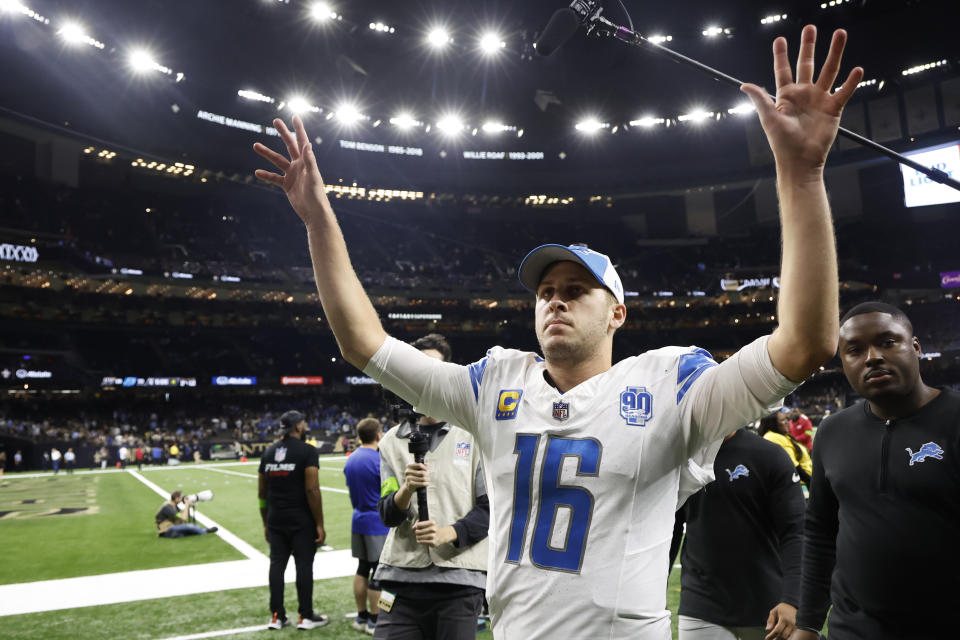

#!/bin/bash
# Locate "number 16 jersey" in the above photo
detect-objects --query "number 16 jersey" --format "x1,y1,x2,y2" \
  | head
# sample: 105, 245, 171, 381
365, 335, 796, 639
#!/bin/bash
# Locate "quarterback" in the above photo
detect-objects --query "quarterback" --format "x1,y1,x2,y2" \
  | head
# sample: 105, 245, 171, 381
254, 25, 860, 640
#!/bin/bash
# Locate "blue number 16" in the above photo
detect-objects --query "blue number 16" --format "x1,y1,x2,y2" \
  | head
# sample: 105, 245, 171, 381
506, 434, 601, 573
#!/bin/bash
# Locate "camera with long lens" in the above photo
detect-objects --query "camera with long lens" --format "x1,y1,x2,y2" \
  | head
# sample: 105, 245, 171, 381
381, 387, 430, 522
185, 490, 214, 503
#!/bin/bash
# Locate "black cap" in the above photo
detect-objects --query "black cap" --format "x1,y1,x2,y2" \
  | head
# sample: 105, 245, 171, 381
278, 410, 305, 435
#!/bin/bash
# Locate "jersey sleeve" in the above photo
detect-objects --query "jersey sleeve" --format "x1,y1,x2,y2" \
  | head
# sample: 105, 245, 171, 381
678, 335, 799, 455
306, 445, 319, 468
362, 336, 483, 435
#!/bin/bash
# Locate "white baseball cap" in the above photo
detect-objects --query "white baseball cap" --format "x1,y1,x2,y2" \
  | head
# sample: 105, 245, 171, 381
518, 244, 624, 304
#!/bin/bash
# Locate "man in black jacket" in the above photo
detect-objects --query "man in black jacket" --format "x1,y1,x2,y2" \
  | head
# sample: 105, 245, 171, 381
259, 410, 329, 630
672, 428, 804, 640
792, 302, 960, 639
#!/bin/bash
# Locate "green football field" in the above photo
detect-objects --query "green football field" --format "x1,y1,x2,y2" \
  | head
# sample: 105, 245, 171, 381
0, 457, 683, 639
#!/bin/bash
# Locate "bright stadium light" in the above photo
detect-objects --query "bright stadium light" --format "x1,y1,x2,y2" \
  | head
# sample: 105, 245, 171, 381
647, 34, 672, 44
390, 113, 419, 129
727, 102, 755, 116
57, 21, 104, 49
127, 49, 171, 75
309, 2, 338, 21
702, 26, 732, 37
482, 121, 508, 134
629, 116, 665, 127
436, 115, 464, 135
678, 109, 716, 123
426, 27, 452, 49
335, 103, 364, 124
238, 89, 275, 104
287, 96, 320, 114
575, 118, 607, 133
479, 32, 505, 54
0, 0, 49, 23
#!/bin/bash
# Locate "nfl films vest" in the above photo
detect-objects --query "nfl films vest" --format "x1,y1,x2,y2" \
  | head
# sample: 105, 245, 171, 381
377, 425, 488, 572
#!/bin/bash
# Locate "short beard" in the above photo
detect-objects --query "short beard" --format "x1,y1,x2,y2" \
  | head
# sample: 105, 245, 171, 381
540, 337, 591, 365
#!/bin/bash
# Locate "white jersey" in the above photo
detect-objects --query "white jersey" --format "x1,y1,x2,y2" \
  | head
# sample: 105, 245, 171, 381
365, 335, 796, 640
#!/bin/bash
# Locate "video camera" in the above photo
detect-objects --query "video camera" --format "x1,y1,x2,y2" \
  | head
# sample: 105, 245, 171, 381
381, 387, 430, 522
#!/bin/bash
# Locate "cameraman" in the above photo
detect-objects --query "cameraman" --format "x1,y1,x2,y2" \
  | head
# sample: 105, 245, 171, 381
258, 410, 329, 630
155, 491, 218, 538
374, 334, 489, 640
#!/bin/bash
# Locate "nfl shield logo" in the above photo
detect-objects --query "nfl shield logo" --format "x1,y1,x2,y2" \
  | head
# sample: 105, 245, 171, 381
455, 442, 471, 458
552, 400, 570, 422
275, 447, 287, 462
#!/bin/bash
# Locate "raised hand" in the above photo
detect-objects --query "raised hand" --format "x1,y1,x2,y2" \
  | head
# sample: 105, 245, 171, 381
741, 25, 863, 176
253, 115, 331, 229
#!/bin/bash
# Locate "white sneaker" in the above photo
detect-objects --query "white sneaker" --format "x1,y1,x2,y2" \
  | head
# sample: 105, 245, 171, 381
351, 616, 369, 632
297, 614, 329, 630
267, 612, 290, 630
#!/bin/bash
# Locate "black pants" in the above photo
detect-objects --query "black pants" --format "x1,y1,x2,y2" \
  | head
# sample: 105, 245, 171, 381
374, 582, 483, 640
268, 523, 316, 618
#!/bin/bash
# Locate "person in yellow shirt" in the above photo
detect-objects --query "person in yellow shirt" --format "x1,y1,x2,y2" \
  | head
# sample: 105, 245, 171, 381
759, 413, 812, 486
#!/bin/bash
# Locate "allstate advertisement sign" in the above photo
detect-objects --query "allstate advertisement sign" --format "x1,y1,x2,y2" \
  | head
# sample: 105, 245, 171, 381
0, 244, 39, 263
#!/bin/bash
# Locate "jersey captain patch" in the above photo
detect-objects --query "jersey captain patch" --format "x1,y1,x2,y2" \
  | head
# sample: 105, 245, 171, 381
496, 389, 523, 420
619, 386, 653, 426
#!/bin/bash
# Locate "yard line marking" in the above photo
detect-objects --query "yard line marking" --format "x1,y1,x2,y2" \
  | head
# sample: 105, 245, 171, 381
0, 550, 356, 616
199, 467, 350, 494
159, 624, 265, 640
128, 470, 265, 561
2, 456, 348, 480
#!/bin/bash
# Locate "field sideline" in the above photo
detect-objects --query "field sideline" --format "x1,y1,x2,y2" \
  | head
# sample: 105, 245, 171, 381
0, 456, 682, 638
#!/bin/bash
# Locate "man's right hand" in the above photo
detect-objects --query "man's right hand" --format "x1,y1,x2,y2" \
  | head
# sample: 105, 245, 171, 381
403, 462, 430, 492
314, 524, 326, 546
253, 115, 332, 230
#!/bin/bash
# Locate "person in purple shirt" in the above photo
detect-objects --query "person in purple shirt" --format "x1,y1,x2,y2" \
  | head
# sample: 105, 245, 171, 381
344, 417, 389, 635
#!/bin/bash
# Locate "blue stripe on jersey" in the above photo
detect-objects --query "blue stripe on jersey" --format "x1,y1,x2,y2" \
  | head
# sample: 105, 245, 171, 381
467, 357, 489, 402
676, 349, 718, 404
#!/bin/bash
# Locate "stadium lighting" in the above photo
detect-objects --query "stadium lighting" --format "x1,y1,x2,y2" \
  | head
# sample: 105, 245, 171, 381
309, 2, 338, 21
57, 21, 105, 49
702, 26, 732, 37
436, 115, 464, 135
902, 59, 947, 76
479, 32, 505, 54
390, 113, 419, 129
287, 96, 320, 114
760, 14, 787, 25
0, 1, 49, 23
127, 49, 172, 75
482, 121, 508, 134
629, 116, 665, 127
575, 118, 607, 134
238, 89, 275, 103
678, 109, 717, 123
426, 27, 452, 49
646, 35, 672, 44
727, 103, 755, 116
335, 103, 364, 124
369, 21, 395, 34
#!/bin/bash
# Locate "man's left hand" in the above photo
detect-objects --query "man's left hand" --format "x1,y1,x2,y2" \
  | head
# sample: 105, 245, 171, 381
742, 25, 863, 177
765, 602, 798, 640
413, 520, 456, 547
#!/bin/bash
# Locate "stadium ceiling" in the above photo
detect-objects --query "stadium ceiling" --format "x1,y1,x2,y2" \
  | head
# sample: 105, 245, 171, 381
1, 0, 958, 189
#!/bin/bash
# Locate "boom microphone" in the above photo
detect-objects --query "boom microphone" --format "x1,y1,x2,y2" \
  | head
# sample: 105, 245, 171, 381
534, 9, 582, 56
534, 0, 603, 56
